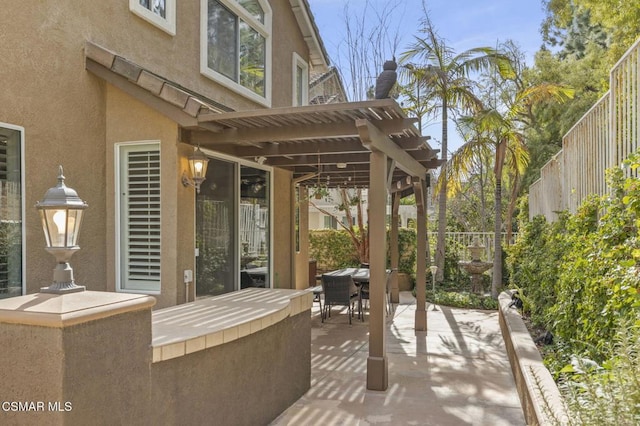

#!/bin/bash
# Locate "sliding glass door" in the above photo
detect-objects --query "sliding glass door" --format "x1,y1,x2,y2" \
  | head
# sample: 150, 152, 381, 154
196, 155, 270, 297
196, 158, 237, 297
240, 165, 270, 287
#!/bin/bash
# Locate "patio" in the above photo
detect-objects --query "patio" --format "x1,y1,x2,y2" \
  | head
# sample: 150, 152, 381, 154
272, 292, 526, 425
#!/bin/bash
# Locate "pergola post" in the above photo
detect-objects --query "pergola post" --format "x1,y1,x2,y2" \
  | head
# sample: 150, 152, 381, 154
366, 149, 388, 391
414, 178, 427, 331
390, 192, 400, 303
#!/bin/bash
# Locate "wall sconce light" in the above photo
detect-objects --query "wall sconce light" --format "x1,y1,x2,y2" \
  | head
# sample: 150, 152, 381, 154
182, 146, 209, 193
36, 166, 88, 294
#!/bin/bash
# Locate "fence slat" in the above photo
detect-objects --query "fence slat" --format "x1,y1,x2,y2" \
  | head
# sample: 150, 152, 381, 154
530, 38, 640, 220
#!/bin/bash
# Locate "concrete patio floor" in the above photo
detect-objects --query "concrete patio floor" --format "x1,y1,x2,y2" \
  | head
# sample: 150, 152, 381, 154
271, 292, 525, 425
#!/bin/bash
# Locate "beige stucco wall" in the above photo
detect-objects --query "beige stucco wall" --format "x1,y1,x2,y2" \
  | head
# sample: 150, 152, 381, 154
0, 292, 310, 425
150, 312, 310, 425
0, 2, 109, 293
1, 0, 315, 304
105, 85, 195, 308
273, 168, 293, 288
294, 186, 311, 289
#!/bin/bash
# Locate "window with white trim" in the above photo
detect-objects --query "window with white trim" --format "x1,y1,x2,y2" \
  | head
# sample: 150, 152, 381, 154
130, 0, 176, 35
117, 142, 161, 293
292, 53, 309, 106
0, 123, 23, 299
201, 0, 272, 105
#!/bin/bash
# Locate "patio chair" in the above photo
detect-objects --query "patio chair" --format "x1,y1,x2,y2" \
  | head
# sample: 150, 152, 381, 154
241, 271, 263, 289
321, 274, 359, 324
358, 272, 394, 321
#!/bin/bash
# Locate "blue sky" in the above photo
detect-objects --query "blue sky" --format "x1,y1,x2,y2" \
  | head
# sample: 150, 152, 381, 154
308, 0, 547, 153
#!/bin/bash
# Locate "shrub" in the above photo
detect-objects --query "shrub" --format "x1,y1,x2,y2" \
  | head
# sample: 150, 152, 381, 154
309, 229, 359, 271
508, 152, 640, 364
553, 321, 640, 425
309, 227, 419, 275
426, 290, 499, 310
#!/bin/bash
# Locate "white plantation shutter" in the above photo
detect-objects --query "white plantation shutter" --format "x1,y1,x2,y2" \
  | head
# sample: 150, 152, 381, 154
118, 143, 161, 292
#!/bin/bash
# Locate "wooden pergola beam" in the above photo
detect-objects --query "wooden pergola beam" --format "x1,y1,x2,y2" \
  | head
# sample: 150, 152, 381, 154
197, 98, 401, 122
356, 119, 427, 178
184, 134, 436, 157
266, 152, 372, 166
195, 118, 418, 145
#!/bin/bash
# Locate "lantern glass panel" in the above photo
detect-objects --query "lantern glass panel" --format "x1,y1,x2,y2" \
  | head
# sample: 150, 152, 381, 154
40, 208, 84, 248
66, 209, 84, 246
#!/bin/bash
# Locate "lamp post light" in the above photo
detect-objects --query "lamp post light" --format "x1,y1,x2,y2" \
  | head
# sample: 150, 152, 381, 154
429, 265, 438, 310
182, 146, 209, 193
36, 166, 88, 294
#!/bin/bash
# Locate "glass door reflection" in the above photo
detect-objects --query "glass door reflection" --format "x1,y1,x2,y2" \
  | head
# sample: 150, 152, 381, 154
196, 158, 236, 297
239, 165, 269, 288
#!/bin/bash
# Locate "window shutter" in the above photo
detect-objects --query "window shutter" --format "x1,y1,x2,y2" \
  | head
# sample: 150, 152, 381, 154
120, 144, 161, 292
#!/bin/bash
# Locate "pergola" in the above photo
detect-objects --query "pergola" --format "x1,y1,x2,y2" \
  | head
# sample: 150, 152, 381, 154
86, 42, 442, 390
181, 99, 443, 390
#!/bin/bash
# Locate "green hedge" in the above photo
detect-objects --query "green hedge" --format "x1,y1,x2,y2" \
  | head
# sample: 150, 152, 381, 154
309, 229, 359, 271
309, 228, 418, 275
508, 156, 640, 363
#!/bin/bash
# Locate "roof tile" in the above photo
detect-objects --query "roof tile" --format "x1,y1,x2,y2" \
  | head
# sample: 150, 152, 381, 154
138, 70, 165, 95
112, 57, 142, 82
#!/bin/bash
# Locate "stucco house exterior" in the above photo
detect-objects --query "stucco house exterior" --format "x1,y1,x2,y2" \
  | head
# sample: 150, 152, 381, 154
0, 0, 444, 399
1, 0, 335, 308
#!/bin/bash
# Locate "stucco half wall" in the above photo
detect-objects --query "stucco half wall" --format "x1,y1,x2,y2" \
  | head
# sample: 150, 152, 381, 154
0, 289, 312, 426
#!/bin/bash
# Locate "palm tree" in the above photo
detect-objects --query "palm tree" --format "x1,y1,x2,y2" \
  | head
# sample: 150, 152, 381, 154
399, 15, 513, 282
446, 82, 573, 298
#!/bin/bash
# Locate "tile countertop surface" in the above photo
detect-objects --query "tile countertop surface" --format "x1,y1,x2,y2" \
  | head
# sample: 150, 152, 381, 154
151, 288, 314, 362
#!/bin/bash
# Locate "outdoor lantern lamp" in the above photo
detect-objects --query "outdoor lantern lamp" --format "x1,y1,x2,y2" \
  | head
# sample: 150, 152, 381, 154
182, 146, 209, 193
36, 166, 88, 294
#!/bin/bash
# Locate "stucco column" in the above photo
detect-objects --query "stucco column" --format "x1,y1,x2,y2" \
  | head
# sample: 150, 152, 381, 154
390, 192, 400, 303
367, 149, 388, 391
0, 291, 155, 425
415, 180, 427, 331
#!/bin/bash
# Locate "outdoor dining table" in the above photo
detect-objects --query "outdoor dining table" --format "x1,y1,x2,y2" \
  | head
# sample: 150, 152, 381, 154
322, 267, 371, 283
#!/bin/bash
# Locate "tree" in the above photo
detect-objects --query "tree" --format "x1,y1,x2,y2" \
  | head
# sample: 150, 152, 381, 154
308, 1, 404, 264
542, 0, 640, 68
310, 188, 368, 264
332, 0, 402, 101
446, 43, 573, 298
399, 14, 512, 282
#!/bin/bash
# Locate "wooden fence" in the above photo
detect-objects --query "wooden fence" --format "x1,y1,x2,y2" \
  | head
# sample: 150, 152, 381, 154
530, 38, 640, 221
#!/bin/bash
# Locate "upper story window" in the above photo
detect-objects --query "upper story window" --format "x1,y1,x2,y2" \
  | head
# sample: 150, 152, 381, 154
201, 0, 272, 106
292, 53, 309, 106
130, 0, 176, 35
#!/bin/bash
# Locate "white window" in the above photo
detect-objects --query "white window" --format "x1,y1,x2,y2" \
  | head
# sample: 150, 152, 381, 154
201, 0, 272, 106
116, 142, 161, 293
130, 0, 176, 36
292, 53, 309, 106
0, 123, 24, 299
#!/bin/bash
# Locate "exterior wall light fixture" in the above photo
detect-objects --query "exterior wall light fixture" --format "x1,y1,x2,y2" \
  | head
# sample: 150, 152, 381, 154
182, 145, 209, 193
36, 166, 88, 294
